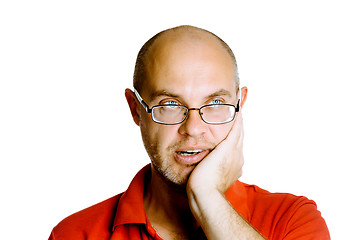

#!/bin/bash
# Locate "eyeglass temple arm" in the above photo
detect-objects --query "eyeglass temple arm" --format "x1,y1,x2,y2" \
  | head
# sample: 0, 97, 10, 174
235, 99, 241, 112
135, 88, 241, 113
134, 89, 151, 113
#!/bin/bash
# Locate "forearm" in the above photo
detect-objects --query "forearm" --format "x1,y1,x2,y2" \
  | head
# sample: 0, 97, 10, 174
188, 189, 265, 240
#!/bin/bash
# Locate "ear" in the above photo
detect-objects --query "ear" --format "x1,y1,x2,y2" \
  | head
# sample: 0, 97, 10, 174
125, 88, 140, 126
240, 86, 248, 108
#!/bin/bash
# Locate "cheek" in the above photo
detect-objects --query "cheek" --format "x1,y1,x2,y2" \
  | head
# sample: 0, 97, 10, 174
209, 123, 233, 143
140, 117, 178, 148
139, 114, 157, 147
155, 126, 179, 147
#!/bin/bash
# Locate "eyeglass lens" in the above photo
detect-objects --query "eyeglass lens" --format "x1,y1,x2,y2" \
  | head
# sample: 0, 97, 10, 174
152, 105, 235, 124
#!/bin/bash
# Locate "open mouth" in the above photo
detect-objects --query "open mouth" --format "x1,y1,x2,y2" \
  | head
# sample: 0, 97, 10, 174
174, 148, 210, 165
177, 149, 203, 156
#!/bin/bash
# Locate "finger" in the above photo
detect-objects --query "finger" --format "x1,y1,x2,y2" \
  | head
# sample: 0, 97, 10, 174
213, 111, 244, 151
225, 111, 244, 143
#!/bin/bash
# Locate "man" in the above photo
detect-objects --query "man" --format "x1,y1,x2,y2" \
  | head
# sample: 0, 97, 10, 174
49, 25, 330, 239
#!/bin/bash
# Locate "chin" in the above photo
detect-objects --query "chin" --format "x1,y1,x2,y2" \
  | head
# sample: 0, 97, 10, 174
153, 162, 193, 189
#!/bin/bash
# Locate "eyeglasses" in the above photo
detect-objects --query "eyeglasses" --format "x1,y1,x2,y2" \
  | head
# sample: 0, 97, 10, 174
134, 89, 240, 125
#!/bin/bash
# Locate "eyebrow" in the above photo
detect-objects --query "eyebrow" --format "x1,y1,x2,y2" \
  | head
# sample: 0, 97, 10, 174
149, 89, 233, 101
149, 90, 180, 100
206, 89, 233, 99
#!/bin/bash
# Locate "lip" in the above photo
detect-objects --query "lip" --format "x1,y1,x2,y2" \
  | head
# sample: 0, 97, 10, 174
176, 145, 211, 152
174, 148, 210, 165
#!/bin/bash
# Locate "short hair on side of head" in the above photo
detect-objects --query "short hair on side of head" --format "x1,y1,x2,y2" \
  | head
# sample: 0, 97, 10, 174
133, 25, 240, 94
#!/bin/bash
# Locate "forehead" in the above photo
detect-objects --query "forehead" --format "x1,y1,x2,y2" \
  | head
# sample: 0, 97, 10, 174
143, 33, 237, 100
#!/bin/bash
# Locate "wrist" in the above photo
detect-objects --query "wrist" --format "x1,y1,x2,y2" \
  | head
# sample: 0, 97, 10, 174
187, 184, 224, 212
187, 182, 220, 199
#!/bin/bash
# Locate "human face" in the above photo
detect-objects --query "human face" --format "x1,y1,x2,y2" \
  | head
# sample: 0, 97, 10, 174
138, 35, 239, 187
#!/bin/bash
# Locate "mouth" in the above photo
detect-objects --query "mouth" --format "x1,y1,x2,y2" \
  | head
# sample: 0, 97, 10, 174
177, 149, 203, 156
174, 148, 210, 165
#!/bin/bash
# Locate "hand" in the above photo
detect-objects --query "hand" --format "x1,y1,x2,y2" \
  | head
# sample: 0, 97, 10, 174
186, 112, 266, 240
187, 111, 244, 196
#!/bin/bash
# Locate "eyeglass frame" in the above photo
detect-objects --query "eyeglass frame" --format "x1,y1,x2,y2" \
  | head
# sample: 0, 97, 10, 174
134, 88, 240, 125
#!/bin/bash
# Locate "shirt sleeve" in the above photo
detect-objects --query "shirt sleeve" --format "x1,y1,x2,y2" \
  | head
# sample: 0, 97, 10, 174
48, 230, 55, 240
282, 198, 330, 240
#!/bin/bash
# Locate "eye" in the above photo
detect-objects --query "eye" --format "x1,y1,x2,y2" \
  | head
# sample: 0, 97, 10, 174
210, 99, 222, 105
163, 100, 179, 105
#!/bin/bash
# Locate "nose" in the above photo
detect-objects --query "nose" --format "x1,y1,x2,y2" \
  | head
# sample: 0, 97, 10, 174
178, 109, 207, 137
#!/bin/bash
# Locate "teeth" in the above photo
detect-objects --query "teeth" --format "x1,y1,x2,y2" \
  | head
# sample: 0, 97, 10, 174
178, 150, 202, 156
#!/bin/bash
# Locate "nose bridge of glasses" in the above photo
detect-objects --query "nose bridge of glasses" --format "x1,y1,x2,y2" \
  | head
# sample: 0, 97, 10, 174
188, 107, 201, 111
185, 107, 205, 124
187, 107, 204, 116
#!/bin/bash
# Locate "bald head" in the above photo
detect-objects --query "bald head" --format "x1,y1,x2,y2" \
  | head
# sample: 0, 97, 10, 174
133, 25, 239, 94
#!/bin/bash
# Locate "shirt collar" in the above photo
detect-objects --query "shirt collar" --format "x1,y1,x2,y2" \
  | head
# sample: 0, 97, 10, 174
112, 164, 151, 230
112, 163, 249, 230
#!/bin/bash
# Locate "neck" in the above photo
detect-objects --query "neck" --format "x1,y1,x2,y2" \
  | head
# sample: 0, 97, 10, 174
143, 165, 202, 237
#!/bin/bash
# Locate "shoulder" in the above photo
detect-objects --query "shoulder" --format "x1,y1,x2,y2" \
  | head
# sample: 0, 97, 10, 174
235, 181, 321, 220
228, 181, 330, 239
231, 181, 315, 206
230, 181, 316, 210
50, 194, 122, 239
244, 182, 313, 208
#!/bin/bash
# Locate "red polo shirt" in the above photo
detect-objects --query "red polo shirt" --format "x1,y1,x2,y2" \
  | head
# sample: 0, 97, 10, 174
49, 164, 330, 239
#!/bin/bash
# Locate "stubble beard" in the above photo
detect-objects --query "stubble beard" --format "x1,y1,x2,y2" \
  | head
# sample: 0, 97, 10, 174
144, 142, 206, 190
140, 127, 190, 189
148, 142, 192, 189
140, 121, 215, 190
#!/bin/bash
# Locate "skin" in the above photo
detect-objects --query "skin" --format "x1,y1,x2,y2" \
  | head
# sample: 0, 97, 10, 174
125, 28, 264, 240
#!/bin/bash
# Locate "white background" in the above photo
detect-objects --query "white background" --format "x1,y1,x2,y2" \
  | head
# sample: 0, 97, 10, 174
1, 1, 359, 239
